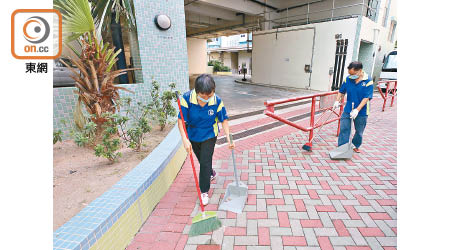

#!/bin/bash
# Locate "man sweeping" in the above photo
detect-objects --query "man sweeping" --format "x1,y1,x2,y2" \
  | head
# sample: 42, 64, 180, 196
333, 61, 374, 153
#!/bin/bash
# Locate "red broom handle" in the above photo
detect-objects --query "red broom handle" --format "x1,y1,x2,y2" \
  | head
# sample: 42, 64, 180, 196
175, 92, 205, 213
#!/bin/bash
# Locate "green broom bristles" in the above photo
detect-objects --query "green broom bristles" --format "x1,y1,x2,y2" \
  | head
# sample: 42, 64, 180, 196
189, 215, 222, 237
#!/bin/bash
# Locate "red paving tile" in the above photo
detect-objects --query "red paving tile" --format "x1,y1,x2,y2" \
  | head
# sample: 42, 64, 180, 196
282, 236, 307, 246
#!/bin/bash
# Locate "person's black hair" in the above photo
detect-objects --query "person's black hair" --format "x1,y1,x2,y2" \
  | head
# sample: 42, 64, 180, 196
195, 74, 216, 94
347, 61, 363, 70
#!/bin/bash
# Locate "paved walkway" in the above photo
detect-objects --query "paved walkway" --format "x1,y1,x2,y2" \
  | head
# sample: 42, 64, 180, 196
127, 94, 397, 250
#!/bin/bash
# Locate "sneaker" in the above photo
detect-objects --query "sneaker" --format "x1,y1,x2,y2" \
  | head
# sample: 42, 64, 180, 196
210, 170, 217, 181
353, 148, 361, 153
201, 193, 209, 206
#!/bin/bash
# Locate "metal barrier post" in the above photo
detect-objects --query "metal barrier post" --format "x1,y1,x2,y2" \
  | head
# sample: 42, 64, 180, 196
390, 81, 397, 107
309, 97, 316, 145
337, 104, 343, 136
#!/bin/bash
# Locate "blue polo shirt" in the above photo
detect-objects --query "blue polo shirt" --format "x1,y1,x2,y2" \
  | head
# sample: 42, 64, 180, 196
339, 71, 374, 116
178, 90, 229, 142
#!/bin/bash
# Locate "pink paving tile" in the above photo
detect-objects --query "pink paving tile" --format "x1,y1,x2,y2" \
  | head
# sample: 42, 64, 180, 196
346, 247, 372, 250
157, 232, 181, 242
278, 212, 290, 227
383, 247, 397, 250
247, 211, 268, 219
369, 213, 392, 220
319, 180, 331, 190
317, 237, 333, 250
196, 245, 221, 250
362, 185, 377, 195
126, 241, 154, 250
315, 205, 336, 212
266, 199, 285, 205
282, 189, 300, 195
294, 199, 306, 212
392, 227, 397, 235
300, 219, 323, 228
234, 246, 246, 250
282, 236, 307, 246
175, 234, 188, 250
264, 184, 274, 195
258, 227, 271, 245
333, 220, 350, 236
257, 176, 271, 181
377, 199, 397, 206
163, 223, 186, 233
140, 224, 166, 234
279, 176, 288, 185
328, 195, 347, 200
133, 232, 158, 243
247, 194, 257, 205
355, 194, 370, 206
296, 180, 312, 185
358, 227, 385, 237
224, 227, 247, 236
308, 189, 320, 199
339, 185, 356, 190
344, 205, 362, 220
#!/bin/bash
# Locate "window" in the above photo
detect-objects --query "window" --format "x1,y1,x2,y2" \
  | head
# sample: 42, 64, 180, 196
388, 20, 397, 42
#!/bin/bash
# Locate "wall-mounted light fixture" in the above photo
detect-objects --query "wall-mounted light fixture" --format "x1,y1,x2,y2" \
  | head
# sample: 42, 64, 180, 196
155, 15, 171, 30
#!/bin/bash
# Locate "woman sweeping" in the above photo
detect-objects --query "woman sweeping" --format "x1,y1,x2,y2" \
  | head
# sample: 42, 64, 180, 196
177, 74, 235, 206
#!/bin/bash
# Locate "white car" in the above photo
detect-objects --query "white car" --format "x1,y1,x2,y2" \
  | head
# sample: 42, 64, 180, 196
378, 50, 397, 93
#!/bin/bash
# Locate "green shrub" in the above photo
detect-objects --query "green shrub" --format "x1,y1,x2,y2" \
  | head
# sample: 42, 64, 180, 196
149, 80, 177, 131
94, 112, 122, 163
72, 121, 97, 147
116, 98, 152, 151
53, 130, 62, 144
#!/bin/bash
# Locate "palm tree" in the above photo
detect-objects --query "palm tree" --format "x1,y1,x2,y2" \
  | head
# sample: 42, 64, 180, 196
54, 0, 137, 133
91, 0, 138, 84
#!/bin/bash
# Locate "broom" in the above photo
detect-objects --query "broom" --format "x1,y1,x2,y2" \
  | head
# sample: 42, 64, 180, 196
175, 91, 222, 237
302, 106, 338, 152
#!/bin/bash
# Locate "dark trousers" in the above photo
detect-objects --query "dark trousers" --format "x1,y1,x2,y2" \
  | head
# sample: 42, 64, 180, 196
338, 112, 368, 149
190, 137, 217, 193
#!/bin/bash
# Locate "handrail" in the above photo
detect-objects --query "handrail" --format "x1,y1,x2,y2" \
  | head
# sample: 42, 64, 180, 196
264, 91, 344, 151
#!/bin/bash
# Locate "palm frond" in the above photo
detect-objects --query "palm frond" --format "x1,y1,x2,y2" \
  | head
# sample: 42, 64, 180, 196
55, 0, 95, 42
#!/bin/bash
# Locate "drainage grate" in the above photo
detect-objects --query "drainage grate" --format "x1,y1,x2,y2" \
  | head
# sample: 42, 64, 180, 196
217, 108, 327, 145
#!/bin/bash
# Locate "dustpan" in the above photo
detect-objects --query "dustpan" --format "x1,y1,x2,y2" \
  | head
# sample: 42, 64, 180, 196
329, 103, 355, 160
219, 134, 248, 214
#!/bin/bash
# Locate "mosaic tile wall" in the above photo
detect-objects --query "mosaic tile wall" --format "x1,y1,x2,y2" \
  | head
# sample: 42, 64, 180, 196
53, 0, 189, 139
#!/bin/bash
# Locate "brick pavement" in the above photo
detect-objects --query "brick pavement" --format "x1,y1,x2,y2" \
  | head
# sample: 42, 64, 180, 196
127, 94, 397, 250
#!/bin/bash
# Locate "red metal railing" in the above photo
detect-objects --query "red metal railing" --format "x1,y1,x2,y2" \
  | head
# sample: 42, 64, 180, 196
377, 80, 397, 111
264, 91, 343, 149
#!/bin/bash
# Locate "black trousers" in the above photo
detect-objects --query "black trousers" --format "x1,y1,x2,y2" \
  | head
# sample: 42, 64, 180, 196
190, 137, 217, 193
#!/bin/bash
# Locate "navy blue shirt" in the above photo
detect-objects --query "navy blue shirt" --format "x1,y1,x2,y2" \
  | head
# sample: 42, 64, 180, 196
178, 90, 229, 142
339, 71, 374, 116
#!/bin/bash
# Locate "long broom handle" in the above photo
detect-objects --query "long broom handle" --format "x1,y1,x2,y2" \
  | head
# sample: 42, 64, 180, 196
175, 91, 205, 213
348, 102, 354, 150
229, 134, 239, 187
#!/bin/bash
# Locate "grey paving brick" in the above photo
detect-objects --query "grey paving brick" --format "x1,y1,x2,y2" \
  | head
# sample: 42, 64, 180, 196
295, 247, 321, 250
328, 212, 350, 220
375, 220, 395, 237
212, 226, 225, 245
276, 205, 297, 212
270, 236, 283, 250
313, 227, 338, 236
376, 237, 397, 246
270, 227, 292, 236
306, 205, 320, 219
288, 212, 309, 220
304, 199, 323, 206
244, 205, 257, 212
257, 198, 267, 211
258, 219, 279, 227
183, 225, 191, 234
284, 194, 294, 205
234, 236, 259, 245
384, 220, 396, 228
365, 237, 383, 250
187, 234, 212, 245
331, 200, 346, 212
268, 205, 278, 219
340, 199, 361, 206
290, 219, 304, 236
318, 212, 333, 227
247, 247, 272, 250
342, 190, 355, 200
354, 205, 377, 213
329, 236, 356, 246
284, 247, 297, 250
383, 206, 397, 220
274, 189, 283, 198
236, 212, 247, 227
343, 219, 367, 228
247, 219, 258, 235
183, 245, 197, 250
222, 235, 234, 249
360, 213, 377, 227
221, 219, 237, 227
304, 228, 319, 246
347, 227, 368, 245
